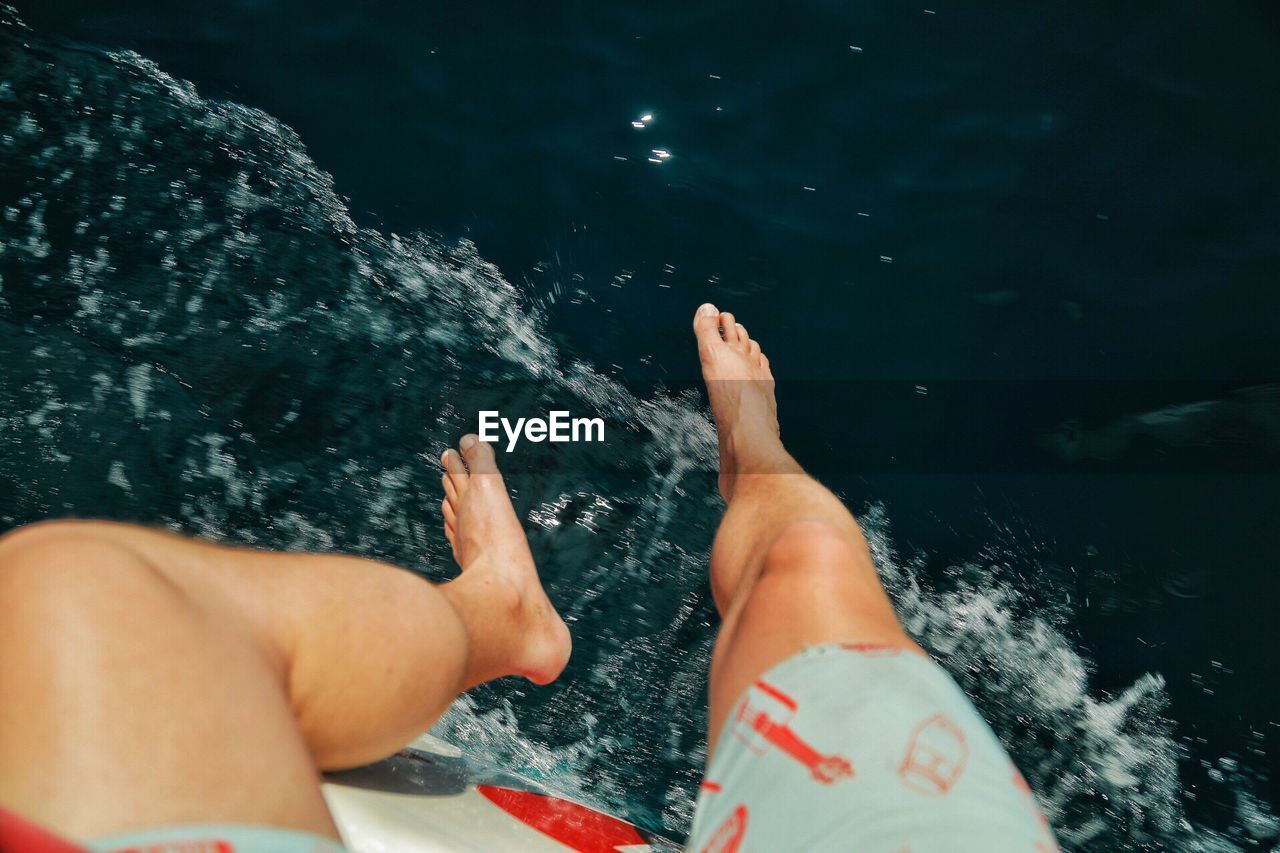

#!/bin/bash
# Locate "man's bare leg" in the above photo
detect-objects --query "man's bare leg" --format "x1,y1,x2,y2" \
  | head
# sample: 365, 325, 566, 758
0, 435, 569, 841
692, 303, 922, 751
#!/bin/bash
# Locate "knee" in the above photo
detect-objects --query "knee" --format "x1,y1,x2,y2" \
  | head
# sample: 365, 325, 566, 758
760, 519, 866, 582
0, 520, 163, 605
0, 519, 122, 564
712, 519, 868, 612
753, 519, 913, 645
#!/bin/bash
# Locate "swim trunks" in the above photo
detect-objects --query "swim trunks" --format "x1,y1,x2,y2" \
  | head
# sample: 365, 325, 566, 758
687, 643, 1058, 852
87, 823, 346, 853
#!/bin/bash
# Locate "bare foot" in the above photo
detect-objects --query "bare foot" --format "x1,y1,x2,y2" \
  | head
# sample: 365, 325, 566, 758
692, 303, 786, 500
439, 435, 571, 684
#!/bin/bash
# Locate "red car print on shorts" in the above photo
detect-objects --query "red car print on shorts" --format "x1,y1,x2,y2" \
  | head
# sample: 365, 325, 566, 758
898, 713, 969, 795
731, 680, 854, 784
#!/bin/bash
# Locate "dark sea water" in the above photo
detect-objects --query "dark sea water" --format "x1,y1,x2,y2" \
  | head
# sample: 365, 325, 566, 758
2, 2, 1279, 849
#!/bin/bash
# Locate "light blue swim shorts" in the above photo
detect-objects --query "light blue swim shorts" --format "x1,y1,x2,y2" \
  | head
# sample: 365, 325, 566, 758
88, 823, 346, 853
687, 643, 1059, 852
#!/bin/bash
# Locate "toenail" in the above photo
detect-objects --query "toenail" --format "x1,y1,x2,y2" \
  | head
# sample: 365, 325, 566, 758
698, 302, 718, 317
460, 434, 478, 450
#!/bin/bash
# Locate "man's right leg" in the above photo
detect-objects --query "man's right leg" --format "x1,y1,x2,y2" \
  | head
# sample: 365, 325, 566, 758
689, 304, 1056, 851
690, 303, 919, 747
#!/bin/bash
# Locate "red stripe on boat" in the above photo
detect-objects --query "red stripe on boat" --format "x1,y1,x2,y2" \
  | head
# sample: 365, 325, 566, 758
477, 785, 648, 852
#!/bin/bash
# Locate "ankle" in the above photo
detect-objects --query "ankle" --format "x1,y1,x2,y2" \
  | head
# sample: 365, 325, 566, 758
441, 570, 527, 683
724, 427, 793, 474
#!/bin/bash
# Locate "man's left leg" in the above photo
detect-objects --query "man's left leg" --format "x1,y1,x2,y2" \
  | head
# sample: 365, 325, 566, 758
0, 434, 568, 842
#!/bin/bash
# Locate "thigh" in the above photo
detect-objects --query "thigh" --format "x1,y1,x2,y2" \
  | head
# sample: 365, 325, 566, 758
0, 526, 337, 842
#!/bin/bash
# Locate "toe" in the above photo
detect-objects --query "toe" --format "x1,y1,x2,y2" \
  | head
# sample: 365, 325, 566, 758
460, 433, 498, 474
748, 338, 761, 359
442, 498, 458, 555
735, 323, 750, 350
441, 447, 469, 489
442, 473, 459, 508
444, 517, 457, 555
693, 303, 722, 354
720, 311, 738, 344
